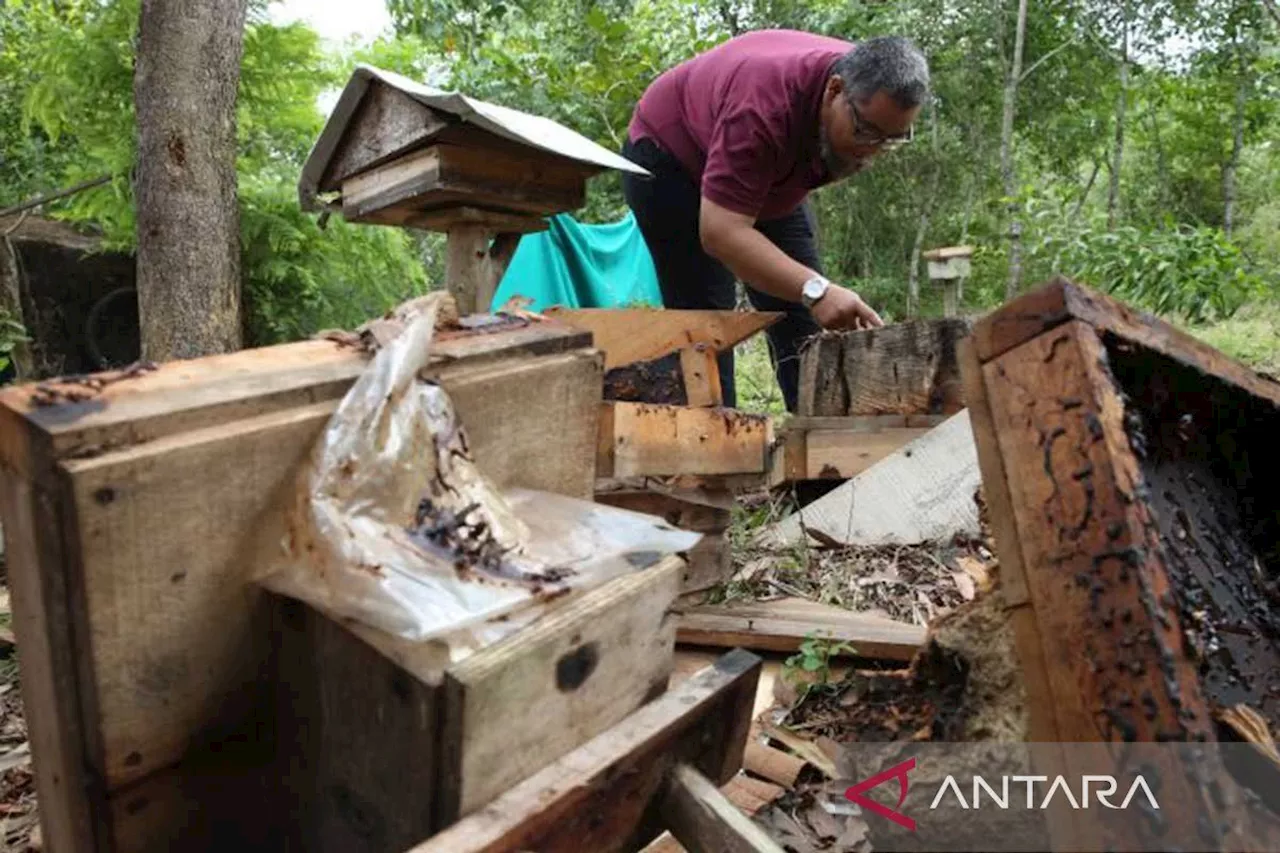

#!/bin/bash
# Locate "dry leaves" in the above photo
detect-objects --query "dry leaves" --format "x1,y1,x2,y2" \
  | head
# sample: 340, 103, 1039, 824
755, 785, 873, 853
724, 537, 996, 627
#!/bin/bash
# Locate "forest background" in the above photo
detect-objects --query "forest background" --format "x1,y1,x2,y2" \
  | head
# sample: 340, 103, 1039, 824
2, 0, 1277, 413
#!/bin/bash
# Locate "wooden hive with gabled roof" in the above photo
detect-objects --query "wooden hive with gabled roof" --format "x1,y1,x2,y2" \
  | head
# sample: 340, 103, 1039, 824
298, 66, 649, 313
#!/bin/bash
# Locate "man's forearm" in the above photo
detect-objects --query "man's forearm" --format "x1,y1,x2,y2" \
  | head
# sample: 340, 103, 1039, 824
702, 221, 815, 303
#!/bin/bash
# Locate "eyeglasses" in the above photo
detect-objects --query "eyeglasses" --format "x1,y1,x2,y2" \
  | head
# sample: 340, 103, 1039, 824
849, 100, 914, 148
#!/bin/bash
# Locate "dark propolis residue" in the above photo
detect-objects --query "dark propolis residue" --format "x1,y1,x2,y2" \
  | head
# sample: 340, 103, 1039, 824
1102, 335, 1280, 728
406, 497, 573, 590
602, 351, 688, 405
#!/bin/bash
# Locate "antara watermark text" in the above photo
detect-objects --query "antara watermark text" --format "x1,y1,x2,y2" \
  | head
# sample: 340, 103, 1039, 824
929, 775, 1160, 811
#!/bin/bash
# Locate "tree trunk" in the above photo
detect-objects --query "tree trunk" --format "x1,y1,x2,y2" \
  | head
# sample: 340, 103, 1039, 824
1223, 48, 1247, 239
1072, 159, 1102, 218
134, 0, 248, 362
1107, 0, 1130, 231
1000, 0, 1029, 299
1146, 102, 1172, 214
907, 106, 942, 319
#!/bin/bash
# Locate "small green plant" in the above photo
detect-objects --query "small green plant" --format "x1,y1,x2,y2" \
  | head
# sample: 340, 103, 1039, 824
0, 312, 29, 375
782, 632, 856, 703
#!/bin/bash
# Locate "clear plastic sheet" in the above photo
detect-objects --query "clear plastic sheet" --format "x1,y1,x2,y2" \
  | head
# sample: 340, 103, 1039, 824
255, 292, 700, 645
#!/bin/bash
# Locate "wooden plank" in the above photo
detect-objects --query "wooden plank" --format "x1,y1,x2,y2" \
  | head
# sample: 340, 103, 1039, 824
544, 308, 782, 371
271, 594, 440, 853
0, 321, 593, 475
62, 402, 338, 789
592, 491, 728, 533
317, 81, 451, 190
437, 556, 682, 823
674, 597, 924, 662
599, 402, 772, 479
797, 318, 971, 417
0, 472, 99, 851
761, 410, 981, 548
341, 142, 589, 221
408, 649, 762, 853
660, 763, 785, 853
803, 426, 932, 479
956, 336, 1029, 608
638, 776, 785, 853
410, 205, 548, 234
783, 414, 949, 431
679, 345, 723, 407
970, 276, 1280, 407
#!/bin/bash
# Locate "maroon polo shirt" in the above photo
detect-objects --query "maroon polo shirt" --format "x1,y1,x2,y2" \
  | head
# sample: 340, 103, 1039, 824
628, 29, 853, 221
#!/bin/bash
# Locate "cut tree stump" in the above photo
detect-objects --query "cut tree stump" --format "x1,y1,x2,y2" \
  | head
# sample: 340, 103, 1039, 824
797, 318, 971, 417
962, 276, 1280, 853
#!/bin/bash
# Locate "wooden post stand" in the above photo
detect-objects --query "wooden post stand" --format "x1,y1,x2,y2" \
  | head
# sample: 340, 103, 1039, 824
922, 245, 972, 318
961, 276, 1280, 852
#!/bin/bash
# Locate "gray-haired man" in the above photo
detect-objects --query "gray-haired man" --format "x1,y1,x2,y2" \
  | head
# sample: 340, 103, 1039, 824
622, 31, 930, 412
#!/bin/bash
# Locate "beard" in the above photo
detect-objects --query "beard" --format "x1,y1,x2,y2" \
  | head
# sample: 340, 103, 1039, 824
819, 124, 865, 181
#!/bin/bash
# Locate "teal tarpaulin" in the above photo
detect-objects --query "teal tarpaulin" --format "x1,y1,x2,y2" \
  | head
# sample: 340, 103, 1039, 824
489, 212, 663, 312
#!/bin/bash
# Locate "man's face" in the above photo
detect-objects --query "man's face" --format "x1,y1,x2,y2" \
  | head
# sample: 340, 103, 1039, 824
819, 77, 920, 180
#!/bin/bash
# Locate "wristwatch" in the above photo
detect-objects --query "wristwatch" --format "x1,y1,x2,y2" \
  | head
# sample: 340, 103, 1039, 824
800, 275, 830, 308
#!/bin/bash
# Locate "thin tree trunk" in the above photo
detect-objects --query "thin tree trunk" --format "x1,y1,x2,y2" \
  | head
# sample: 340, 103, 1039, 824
1073, 159, 1102, 218
1001, 0, 1029, 299
1146, 101, 1172, 213
907, 105, 943, 318
1223, 47, 1247, 238
134, 0, 248, 361
1107, 0, 1130, 230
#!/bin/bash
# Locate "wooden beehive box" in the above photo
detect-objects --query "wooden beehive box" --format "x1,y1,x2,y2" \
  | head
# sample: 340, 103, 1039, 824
0, 315, 689, 852
960, 277, 1280, 851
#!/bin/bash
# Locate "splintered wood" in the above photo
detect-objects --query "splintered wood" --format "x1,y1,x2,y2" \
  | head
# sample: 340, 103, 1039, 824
544, 307, 782, 372
962, 277, 1280, 851
798, 318, 970, 417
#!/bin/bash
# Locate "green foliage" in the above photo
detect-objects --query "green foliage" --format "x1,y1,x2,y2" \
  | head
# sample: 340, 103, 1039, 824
782, 633, 855, 703
3, 0, 1279, 369
1034, 217, 1265, 324
239, 175, 430, 345
0, 311, 31, 375
3, 1, 429, 347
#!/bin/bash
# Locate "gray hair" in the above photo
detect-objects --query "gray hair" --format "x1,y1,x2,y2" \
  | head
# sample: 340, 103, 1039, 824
833, 36, 930, 109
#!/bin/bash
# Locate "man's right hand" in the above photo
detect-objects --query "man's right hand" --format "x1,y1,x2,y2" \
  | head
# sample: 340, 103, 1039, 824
810, 285, 884, 330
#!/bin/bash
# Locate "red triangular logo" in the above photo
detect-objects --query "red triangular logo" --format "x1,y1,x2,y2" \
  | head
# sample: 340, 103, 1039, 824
845, 757, 917, 831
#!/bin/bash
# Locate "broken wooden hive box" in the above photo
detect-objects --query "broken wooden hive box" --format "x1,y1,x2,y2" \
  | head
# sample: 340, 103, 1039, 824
550, 307, 782, 597
773, 317, 971, 493
0, 316, 702, 852
961, 276, 1280, 851
298, 66, 647, 315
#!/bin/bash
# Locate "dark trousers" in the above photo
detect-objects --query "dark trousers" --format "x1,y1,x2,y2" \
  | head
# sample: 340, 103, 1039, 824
620, 137, 822, 413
